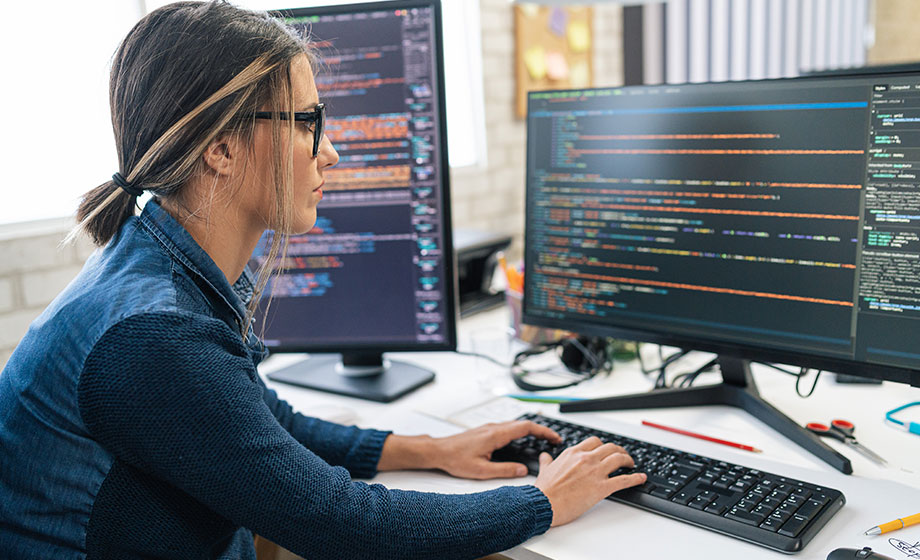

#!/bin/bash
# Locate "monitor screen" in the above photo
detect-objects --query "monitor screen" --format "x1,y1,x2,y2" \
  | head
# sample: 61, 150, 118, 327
248, 0, 454, 402
523, 73, 920, 388
250, 0, 455, 355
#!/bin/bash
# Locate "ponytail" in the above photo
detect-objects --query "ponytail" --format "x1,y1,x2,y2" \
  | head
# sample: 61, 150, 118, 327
70, 181, 138, 247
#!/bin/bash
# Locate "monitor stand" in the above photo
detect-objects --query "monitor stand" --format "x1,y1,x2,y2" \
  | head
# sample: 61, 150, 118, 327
267, 352, 435, 403
559, 356, 853, 474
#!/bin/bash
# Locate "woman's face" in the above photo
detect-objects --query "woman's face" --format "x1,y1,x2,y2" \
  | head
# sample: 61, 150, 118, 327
249, 53, 338, 235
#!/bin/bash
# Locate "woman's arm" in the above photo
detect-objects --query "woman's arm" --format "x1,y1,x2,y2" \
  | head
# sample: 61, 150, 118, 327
259, 382, 389, 478
78, 312, 554, 560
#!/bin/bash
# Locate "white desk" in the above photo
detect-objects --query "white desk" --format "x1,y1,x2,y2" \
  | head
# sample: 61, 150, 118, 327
260, 307, 920, 560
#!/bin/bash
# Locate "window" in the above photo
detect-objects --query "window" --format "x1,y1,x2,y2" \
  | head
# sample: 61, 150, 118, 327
1, 1, 143, 225
0, 0, 487, 226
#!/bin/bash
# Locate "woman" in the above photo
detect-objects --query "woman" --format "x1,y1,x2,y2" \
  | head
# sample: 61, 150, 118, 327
0, 2, 646, 559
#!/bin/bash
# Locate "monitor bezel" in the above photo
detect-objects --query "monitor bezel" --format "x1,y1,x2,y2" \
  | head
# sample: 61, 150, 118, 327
522, 70, 920, 388
260, 0, 458, 355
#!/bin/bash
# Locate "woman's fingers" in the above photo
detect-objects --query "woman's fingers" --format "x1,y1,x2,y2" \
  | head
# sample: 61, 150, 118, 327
607, 471, 648, 494
599, 449, 634, 472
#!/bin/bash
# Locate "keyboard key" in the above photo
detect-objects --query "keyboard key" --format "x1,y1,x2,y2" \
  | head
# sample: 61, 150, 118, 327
672, 491, 694, 505
663, 479, 687, 491
730, 480, 753, 493
704, 503, 728, 515
680, 458, 707, 469
785, 494, 805, 507
778, 514, 809, 537
725, 508, 766, 527
761, 497, 782, 509
689, 496, 711, 510
811, 493, 831, 506
650, 487, 675, 499
771, 510, 792, 524
698, 473, 718, 485
697, 490, 718, 501
760, 516, 783, 532
734, 499, 757, 512
794, 499, 825, 521
768, 490, 789, 501
743, 491, 763, 503
714, 477, 736, 490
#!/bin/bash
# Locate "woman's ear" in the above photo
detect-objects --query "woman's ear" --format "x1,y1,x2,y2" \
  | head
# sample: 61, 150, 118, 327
201, 133, 239, 176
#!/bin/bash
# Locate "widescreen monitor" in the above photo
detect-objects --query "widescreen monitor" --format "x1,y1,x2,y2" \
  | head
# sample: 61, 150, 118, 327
523, 71, 920, 472
250, 0, 455, 402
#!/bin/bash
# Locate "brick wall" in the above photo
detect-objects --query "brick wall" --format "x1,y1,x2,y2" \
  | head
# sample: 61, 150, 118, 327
0, 221, 96, 366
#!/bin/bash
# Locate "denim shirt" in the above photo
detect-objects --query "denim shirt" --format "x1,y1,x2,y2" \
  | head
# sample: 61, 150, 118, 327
0, 200, 268, 555
0, 200, 552, 560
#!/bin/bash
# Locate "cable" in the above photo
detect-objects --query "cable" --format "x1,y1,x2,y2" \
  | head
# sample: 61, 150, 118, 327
637, 345, 692, 389
455, 350, 511, 369
510, 336, 612, 392
671, 357, 720, 388
755, 362, 803, 377
795, 368, 822, 398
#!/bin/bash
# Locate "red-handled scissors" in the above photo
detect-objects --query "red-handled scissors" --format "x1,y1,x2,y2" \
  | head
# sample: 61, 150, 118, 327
806, 419, 887, 466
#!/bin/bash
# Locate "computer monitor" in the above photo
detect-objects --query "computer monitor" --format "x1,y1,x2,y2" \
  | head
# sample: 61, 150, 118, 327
523, 71, 920, 473
251, 0, 455, 403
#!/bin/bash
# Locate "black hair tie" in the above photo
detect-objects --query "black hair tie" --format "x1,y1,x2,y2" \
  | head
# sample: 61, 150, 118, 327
112, 172, 145, 197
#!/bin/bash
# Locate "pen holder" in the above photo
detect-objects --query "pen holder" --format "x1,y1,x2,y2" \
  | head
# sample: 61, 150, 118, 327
505, 289, 569, 345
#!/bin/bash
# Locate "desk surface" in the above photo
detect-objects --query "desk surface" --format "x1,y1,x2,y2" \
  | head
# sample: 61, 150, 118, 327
260, 307, 920, 560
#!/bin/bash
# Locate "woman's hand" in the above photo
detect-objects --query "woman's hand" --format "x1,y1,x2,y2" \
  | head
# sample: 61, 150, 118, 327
533, 436, 647, 527
432, 420, 562, 479
377, 420, 560, 479
378, 423, 646, 527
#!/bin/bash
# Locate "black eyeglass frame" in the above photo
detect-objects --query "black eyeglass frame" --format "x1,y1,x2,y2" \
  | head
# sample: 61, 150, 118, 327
253, 103, 325, 157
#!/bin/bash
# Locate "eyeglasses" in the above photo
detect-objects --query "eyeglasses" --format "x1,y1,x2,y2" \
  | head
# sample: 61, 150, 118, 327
253, 103, 325, 158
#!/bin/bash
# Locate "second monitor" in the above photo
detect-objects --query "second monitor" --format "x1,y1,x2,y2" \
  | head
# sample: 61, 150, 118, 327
523, 72, 920, 471
252, 0, 455, 403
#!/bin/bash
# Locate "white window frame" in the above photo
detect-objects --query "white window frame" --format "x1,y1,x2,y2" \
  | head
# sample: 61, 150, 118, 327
0, 1, 146, 226
0, 0, 486, 226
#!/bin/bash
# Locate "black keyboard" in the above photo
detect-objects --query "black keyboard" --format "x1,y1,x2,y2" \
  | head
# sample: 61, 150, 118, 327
493, 413, 845, 554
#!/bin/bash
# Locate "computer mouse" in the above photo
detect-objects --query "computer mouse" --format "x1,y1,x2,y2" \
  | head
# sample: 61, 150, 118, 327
826, 547, 896, 560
